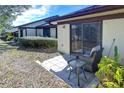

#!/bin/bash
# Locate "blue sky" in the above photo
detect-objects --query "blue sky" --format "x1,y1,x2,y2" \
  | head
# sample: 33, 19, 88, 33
13, 5, 89, 26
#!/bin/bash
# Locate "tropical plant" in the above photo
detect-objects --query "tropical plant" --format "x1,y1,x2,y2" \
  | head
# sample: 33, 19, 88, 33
6, 32, 14, 41
114, 46, 119, 62
96, 46, 124, 88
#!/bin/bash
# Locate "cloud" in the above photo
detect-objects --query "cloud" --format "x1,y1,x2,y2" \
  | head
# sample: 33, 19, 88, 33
13, 5, 52, 26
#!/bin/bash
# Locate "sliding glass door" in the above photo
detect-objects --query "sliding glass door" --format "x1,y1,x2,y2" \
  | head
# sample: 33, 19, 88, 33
71, 23, 83, 52
82, 22, 102, 52
71, 22, 102, 53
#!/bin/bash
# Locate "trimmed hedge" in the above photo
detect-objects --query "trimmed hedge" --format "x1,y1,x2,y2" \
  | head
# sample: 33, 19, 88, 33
19, 36, 57, 48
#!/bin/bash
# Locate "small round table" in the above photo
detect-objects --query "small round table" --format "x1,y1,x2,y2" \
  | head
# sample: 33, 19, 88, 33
68, 57, 87, 87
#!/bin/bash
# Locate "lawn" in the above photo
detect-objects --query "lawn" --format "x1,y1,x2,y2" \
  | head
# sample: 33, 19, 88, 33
0, 40, 70, 88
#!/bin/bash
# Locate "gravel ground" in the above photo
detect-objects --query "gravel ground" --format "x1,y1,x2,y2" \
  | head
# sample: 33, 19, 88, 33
0, 40, 70, 88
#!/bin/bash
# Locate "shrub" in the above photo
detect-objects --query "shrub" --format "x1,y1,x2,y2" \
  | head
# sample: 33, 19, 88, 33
6, 32, 14, 41
96, 57, 124, 88
18, 36, 57, 48
96, 46, 124, 88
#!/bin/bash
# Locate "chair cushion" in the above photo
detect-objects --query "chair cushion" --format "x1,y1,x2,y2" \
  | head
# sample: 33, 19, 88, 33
90, 45, 100, 57
83, 51, 91, 57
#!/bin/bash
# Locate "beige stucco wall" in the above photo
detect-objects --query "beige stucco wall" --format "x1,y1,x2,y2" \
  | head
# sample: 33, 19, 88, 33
57, 24, 70, 54
103, 18, 124, 63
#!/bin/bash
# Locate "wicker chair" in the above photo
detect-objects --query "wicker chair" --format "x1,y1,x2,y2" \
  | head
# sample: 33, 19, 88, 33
79, 48, 103, 72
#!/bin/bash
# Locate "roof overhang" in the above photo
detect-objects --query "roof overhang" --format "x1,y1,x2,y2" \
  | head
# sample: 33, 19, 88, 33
16, 15, 59, 28
5, 27, 18, 33
51, 7, 124, 24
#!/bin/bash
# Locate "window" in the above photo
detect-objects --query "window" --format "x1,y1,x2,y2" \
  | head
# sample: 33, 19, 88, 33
43, 28, 50, 37
20, 28, 23, 37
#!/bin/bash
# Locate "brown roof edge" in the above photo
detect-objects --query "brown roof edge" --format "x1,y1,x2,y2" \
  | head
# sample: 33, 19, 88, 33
56, 5, 124, 22
58, 13, 124, 24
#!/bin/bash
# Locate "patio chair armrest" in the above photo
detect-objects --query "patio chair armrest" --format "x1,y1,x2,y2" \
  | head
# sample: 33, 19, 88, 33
79, 56, 94, 63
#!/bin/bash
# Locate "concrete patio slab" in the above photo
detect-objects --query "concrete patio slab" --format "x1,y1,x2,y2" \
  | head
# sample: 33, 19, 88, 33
41, 55, 99, 88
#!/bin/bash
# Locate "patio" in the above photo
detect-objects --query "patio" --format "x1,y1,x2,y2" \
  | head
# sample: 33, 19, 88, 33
41, 54, 99, 88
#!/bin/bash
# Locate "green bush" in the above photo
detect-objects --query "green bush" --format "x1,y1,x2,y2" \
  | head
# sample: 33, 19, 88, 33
19, 37, 57, 48
6, 32, 14, 41
96, 46, 124, 88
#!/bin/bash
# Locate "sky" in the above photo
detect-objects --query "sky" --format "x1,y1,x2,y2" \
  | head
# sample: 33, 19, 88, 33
13, 5, 89, 26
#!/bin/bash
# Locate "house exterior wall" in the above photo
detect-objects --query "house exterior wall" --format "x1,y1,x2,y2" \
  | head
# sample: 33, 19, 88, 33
103, 18, 124, 63
27, 29, 36, 36
50, 28, 56, 38
22, 29, 26, 36
37, 29, 43, 36
57, 18, 124, 63
19, 28, 57, 38
57, 24, 70, 54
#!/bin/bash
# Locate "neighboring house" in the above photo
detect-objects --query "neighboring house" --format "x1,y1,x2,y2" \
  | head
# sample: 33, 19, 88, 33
51, 5, 124, 62
16, 15, 59, 38
5, 27, 18, 37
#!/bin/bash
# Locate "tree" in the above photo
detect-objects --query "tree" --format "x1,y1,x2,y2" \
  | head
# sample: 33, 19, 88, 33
0, 5, 31, 33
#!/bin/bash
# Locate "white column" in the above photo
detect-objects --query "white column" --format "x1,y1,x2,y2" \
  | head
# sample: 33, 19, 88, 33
18, 29, 20, 38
